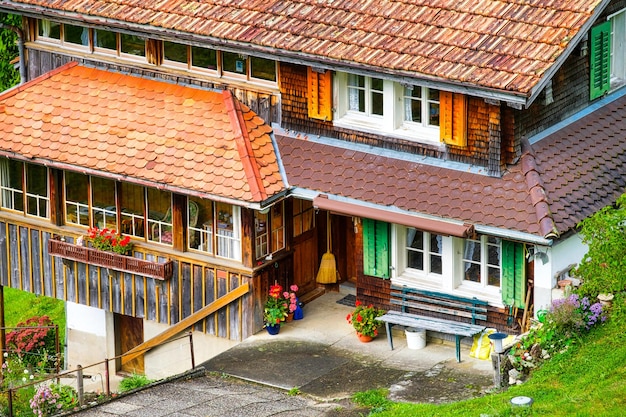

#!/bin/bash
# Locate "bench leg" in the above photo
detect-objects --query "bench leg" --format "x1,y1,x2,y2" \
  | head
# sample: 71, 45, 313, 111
385, 323, 395, 350
455, 335, 461, 363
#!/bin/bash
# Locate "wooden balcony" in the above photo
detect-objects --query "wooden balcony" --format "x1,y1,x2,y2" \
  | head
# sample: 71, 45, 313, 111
48, 239, 173, 280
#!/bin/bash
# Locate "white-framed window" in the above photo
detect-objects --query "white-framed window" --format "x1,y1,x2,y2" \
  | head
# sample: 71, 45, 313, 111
254, 202, 285, 260
37, 20, 89, 50
0, 159, 49, 219
610, 9, 626, 87
391, 225, 503, 304
462, 235, 502, 290
335, 72, 441, 143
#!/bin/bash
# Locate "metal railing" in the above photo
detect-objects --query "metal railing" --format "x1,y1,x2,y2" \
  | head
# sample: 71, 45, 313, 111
1, 331, 195, 417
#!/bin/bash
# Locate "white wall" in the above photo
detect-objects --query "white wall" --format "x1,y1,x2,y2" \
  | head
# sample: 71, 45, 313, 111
65, 302, 114, 374
533, 234, 588, 315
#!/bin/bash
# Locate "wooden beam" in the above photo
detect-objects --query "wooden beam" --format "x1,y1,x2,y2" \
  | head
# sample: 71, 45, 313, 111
121, 282, 249, 365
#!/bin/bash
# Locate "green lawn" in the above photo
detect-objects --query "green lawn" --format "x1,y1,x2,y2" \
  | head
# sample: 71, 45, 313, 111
2, 287, 66, 345
369, 294, 626, 417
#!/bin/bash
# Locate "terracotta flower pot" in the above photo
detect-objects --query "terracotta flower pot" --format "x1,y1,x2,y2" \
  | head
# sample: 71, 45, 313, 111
286, 313, 294, 322
357, 333, 374, 343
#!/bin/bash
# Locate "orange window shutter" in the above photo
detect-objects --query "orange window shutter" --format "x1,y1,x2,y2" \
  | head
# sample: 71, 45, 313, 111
440, 92, 467, 147
307, 67, 333, 121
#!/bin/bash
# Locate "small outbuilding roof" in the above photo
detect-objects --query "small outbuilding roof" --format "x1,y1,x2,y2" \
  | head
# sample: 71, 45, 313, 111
0, 63, 285, 204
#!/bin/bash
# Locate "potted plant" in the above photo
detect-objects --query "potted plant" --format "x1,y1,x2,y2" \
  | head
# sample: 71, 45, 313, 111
264, 284, 288, 334
346, 300, 385, 342
86, 227, 133, 255
282, 284, 300, 321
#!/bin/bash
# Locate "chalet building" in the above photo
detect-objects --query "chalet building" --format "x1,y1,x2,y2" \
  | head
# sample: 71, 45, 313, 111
1, 0, 626, 377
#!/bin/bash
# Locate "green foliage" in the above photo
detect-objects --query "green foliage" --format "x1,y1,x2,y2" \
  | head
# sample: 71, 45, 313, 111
287, 387, 301, 396
368, 292, 626, 417
29, 383, 78, 417
346, 300, 386, 337
118, 373, 154, 393
5, 315, 59, 371
575, 193, 626, 298
3, 287, 66, 345
352, 388, 392, 414
0, 13, 20, 91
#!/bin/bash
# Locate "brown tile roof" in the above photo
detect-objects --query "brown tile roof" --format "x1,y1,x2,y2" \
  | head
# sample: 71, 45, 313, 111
2, 0, 602, 99
0, 62, 285, 204
278, 90, 626, 240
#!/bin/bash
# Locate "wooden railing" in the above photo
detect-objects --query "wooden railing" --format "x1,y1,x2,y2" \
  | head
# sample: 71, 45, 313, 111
121, 283, 250, 365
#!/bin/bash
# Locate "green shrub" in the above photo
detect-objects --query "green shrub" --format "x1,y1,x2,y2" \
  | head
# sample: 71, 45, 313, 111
575, 194, 626, 298
118, 373, 154, 393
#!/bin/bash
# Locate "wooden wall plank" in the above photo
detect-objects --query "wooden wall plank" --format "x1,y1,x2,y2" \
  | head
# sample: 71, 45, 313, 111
135, 276, 145, 319
42, 233, 54, 297
146, 276, 156, 321
9, 225, 21, 288
0, 222, 8, 286
30, 229, 43, 295
181, 263, 192, 320
217, 273, 227, 338
111, 272, 122, 314
205, 268, 216, 335
228, 274, 240, 341
193, 264, 203, 332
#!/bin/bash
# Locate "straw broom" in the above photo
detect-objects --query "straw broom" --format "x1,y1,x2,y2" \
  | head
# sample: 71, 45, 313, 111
316, 212, 337, 283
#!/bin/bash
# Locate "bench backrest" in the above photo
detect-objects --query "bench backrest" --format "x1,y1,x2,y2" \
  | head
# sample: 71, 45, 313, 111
389, 284, 488, 324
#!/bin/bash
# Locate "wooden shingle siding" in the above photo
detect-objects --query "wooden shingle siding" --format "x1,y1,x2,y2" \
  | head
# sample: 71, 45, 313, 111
0, 221, 255, 340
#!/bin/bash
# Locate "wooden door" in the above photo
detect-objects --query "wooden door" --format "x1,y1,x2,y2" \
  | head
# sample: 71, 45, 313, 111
115, 313, 144, 375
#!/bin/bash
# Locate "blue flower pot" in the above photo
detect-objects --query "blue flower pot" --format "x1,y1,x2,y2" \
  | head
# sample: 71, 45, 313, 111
266, 324, 280, 335
293, 299, 304, 320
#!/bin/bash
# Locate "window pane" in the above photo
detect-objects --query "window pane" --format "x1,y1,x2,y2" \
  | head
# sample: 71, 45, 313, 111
64, 24, 89, 46
189, 197, 213, 253
406, 229, 424, 270
429, 234, 442, 274
222, 51, 247, 74
25, 164, 48, 218
147, 188, 171, 244
191, 46, 217, 70
370, 78, 384, 116
428, 89, 440, 126
65, 171, 90, 226
120, 183, 145, 237
488, 267, 501, 287
293, 199, 314, 236
408, 250, 424, 270
216, 202, 240, 259
348, 74, 365, 112
270, 202, 284, 253
163, 41, 188, 64
404, 87, 422, 123
0, 159, 24, 212
38, 20, 60, 39
91, 177, 116, 229
250, 56, 276, 81
255, 211, 269, 259
94, 29, 116, 50
120, 34, 145, 56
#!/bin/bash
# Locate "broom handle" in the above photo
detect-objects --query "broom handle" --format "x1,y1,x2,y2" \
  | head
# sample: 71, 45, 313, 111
327, 211, 331, 252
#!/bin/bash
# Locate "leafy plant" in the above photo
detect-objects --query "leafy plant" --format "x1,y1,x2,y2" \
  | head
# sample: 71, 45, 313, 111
29, 384, 78, 417
118, 373, 154, 392
574, 193, 626, 298
352, 388, 392, 413
264, 284, 288, 326
5, 315, 58, 371
0, 13, 20, 91
346, 300, 385, 337
86, 226, 133, 255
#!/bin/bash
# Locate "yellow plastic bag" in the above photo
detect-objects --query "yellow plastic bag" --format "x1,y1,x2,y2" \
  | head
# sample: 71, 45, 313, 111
470, 328, 495, 360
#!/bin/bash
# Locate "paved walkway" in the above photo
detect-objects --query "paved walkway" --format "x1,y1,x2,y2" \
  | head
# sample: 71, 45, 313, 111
70, 290, 496, 416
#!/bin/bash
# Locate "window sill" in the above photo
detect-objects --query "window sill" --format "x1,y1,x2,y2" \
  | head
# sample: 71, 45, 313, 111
334, 117, 446, 149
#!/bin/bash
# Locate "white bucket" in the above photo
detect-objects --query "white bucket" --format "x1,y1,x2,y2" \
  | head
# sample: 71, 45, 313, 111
405, 327, 426, 350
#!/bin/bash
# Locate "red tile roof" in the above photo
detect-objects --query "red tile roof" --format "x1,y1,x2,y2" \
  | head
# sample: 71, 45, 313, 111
1, 0, 602, 99
278, 90, 626, 240
0, 62, 285, 204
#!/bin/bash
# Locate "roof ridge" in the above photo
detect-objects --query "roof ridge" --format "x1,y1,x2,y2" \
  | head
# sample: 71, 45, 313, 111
222, 90, 267, 202
520, 138, 558, 239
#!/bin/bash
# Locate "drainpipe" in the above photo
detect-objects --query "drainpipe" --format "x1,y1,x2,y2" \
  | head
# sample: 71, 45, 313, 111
0, 23, 26, 84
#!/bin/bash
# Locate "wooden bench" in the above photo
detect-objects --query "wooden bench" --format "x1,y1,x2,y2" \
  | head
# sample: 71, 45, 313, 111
378, 284, 488, 362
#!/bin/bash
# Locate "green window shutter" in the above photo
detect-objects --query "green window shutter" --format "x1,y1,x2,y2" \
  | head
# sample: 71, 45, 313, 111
501, 241, 525, 308
362, 219, 389, 278
590, 20, 611, 100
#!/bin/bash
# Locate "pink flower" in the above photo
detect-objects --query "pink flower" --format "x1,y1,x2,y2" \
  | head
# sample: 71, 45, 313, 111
290, 284, 299, 292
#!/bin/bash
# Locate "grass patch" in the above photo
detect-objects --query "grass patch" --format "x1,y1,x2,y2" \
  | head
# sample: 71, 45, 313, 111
368, 293, 626, 416
3, 286, 66, 345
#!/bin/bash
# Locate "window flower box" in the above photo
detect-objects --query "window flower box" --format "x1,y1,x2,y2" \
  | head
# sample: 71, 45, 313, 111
48, 239, 173, 280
